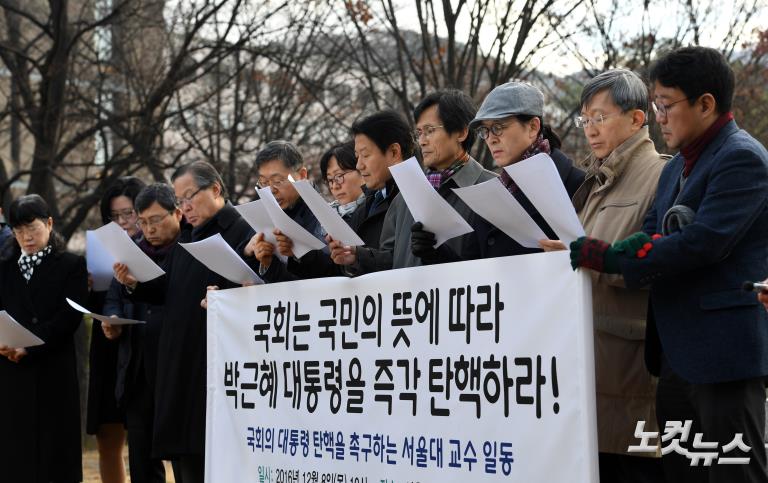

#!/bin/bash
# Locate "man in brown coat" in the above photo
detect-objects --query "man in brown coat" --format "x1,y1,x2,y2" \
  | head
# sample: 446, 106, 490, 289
542, 68, 668, 482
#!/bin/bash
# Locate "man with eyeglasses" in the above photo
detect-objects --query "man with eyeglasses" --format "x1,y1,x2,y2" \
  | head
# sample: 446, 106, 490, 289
101, 183, 186, 483
570, 47, 768, 483
274, 111, 411, 280
469, 81, 584, 259
541, 69, 668, 483
242, 140, 324, 283
112, 162, 254, 483
331, 90, 496, 273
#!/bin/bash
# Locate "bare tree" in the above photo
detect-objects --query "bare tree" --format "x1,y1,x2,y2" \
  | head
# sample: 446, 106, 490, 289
0, 0, 286, 239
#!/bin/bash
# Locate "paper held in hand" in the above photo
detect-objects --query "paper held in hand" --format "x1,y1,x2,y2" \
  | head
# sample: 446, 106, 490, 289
179, 233, 263, 286
388, 157, 473, 247
233, 201, 288, 264
0, 310, 45, 348
292, 180, 364, 247
91, 222, 165, 282
256, 187, 325, 258
86, 230, 114, 291
453, 178, 547, 249
66, 298, 145, 326
502, 153, 585, 244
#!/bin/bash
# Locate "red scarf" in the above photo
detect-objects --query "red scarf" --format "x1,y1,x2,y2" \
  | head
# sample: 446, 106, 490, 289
681, 112, 733, 177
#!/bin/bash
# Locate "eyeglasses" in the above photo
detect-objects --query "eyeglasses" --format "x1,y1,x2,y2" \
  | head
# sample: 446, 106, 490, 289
110, 209, 137, 222
476, 123, 509, 140
326, 171, 355, 188
574, 113, 622, 129
256, 176, 290, 189
177, 186, 206, 206
136, 211, 173, 230
414, 125, 445, 140
12, 222, 45, 237
652, 97, 694, 119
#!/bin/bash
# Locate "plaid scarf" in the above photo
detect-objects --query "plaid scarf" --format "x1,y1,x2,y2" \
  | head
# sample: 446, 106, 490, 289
18, 245, 53, 282
499, 134, 551, 195
425, 157, 468, 190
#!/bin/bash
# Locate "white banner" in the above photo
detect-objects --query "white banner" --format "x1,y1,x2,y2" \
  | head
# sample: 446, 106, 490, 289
206, 252, 598, 482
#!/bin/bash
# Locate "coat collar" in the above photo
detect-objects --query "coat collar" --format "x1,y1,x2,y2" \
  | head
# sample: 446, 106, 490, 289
191, 202, 239, 239
583, 127, 653, 192
694, 119, 739, 165
668, 120, 740, 181
657, 120, 740, 211
443, 157, 486, 189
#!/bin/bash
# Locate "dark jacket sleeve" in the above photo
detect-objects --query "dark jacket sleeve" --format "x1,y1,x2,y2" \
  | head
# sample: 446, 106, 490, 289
260, 257, 300, 283
103, 278, 129, 318
128, 273, 168, 305
346, 196, 401, 275
620, 147, 768, 288
26, 255, 89, 356
126, 245, 177, 304
287, 250, 343, 279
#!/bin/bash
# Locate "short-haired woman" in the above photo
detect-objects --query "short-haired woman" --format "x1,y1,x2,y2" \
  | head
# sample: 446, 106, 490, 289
320, 141, 365, 219
0, 194, 89, 482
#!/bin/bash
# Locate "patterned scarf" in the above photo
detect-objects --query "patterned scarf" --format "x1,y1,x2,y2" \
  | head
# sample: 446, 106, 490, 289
18, 245, 53, 282
331, 193, 367, 218
499, 134, 551, 195
426, 155, 469, 190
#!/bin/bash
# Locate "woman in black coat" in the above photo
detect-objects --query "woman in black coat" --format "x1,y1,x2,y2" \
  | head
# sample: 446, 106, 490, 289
0, 195, 88, 482
87, 176, 145, 483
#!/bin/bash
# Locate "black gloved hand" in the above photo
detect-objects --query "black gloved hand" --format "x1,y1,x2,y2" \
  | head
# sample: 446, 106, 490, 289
410, 222, 458, 264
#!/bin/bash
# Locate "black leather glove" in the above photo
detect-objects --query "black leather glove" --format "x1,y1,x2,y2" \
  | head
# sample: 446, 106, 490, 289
410, 222, 459, 264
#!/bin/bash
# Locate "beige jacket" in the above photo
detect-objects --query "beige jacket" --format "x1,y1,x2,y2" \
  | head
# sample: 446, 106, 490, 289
572, 127, 668, 454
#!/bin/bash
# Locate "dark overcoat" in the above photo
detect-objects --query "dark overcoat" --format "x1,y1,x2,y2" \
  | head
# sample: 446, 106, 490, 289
0, 249, 88, 482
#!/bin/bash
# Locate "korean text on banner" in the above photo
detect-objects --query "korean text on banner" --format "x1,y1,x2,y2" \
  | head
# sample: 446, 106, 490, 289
205, 252, 597, 482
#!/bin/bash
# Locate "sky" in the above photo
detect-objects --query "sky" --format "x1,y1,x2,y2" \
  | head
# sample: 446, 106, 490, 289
392, 0, 768, 75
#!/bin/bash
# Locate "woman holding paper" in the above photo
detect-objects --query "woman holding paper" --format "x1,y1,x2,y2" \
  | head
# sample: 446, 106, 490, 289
0, 194, 88, 482
469, 81, 585, 258
88, 176, 146, 483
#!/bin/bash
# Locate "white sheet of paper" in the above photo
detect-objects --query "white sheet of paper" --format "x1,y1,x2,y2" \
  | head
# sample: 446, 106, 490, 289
91, 222, 165, 282
65, 298, 145, 326
503, 153, 586, 243
234, 201, 279, 245
86, 230, 115, 291
256, 187, 325, 258
453, 178, 547, 248
234, 201, 287, 264
0, 310, 44, 348
292, 180, 364, 246
180, 233, 263, 286
388, 157, 473, 247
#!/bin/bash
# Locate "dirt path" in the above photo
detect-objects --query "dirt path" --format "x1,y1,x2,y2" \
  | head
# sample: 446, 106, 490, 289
82, 448, 176, 482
